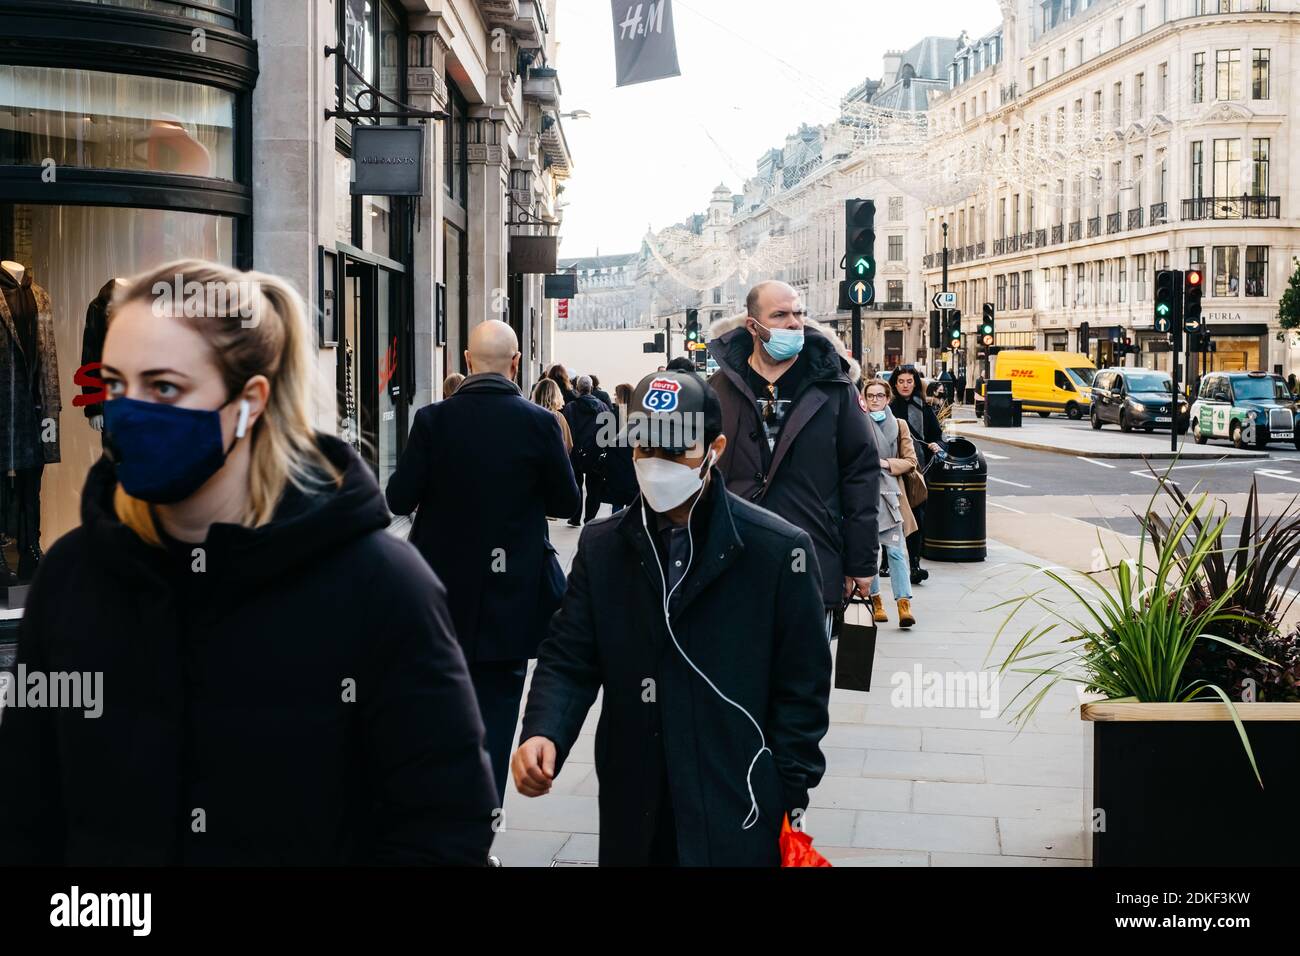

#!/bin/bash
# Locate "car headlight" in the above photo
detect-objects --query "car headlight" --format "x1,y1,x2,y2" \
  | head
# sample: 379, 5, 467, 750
1128, 398, 1143, 410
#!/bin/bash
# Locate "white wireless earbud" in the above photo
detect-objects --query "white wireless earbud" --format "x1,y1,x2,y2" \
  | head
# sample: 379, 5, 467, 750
235, 399, 251, 440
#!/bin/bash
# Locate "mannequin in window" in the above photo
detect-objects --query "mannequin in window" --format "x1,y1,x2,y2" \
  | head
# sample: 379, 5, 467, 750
0, 260, 62, 587
82, 278, 128, 434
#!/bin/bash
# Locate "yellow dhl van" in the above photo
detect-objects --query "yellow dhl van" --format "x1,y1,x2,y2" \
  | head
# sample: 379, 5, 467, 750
981, 351, 1097, 420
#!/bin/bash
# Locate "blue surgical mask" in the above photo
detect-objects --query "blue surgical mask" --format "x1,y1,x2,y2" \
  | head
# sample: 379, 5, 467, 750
758, 326, 805, 362
104, 396, 250, 504
870, 411, 887, 423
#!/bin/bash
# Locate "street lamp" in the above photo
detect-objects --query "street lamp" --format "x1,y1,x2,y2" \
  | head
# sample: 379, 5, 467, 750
560, 109, 592, 121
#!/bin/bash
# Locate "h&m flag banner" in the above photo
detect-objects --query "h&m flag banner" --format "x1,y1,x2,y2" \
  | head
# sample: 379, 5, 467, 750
611, 1, 682, 87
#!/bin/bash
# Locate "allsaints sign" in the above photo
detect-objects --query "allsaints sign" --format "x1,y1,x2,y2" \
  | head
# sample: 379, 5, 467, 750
611, 1, 681, 87
351, 125, 425, 197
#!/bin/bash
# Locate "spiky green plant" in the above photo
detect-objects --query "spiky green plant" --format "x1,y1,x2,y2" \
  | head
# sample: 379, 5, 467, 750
986, 490, 1276, 785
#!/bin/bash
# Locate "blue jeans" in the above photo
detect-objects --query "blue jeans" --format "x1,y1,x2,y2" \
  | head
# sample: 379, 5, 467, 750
871, 542, 913, 601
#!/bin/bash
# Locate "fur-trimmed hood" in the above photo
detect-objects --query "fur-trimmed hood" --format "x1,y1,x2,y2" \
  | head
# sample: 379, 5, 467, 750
708, 313, 861, 385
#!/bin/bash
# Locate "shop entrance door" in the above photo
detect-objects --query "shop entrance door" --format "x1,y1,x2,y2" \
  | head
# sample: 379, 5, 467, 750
340, 250, 407, 486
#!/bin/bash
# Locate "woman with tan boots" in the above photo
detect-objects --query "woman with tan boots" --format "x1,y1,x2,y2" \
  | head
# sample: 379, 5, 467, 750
862, 380, 919, 629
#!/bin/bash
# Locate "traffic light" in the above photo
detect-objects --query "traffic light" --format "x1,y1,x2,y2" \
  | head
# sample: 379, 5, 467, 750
1191, 330, 1215, 353
685, 309, 700, 345
1184, 269, 1204, 332
1155, 269, 1183, 338
947, 310, 963, 350
930, 310, 942, 348
844, 199, 876, 302
979, 303, 996, 347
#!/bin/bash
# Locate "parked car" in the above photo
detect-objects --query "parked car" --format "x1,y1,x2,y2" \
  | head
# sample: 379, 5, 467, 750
974, 351, 1096, 420
1189, 371, 1300, 450
1090, 367, 1189, 434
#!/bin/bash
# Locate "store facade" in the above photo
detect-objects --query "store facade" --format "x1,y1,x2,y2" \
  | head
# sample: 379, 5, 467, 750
0, 0, 256, 598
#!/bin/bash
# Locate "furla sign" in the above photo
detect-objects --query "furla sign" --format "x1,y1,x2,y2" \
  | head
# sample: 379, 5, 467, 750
351, 125, 425, 197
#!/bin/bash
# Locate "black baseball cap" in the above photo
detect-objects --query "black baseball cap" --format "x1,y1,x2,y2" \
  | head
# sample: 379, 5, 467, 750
626, 371, 722, 456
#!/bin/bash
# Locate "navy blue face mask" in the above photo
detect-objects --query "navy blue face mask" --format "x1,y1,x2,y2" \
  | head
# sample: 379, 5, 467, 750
103, 396, 250, 504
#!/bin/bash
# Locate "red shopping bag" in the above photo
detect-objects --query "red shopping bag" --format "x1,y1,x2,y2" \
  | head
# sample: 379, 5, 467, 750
780, 815, 832, 867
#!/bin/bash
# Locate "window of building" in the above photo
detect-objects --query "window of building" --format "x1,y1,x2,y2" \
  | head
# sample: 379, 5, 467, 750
1076, 263, 1086, 304
1013, 194, 1021, 235
1137, 6, 1146, 33
1118, 259, 1127, 303
1010, 272, 1021, 310
888, 279, 904, 303
1189, 246, 1206, 273
712, 287, 722, 304
1190, 141, 1204, 199
1028, 66, 1035, 88
1115, 17, 1124, 46
1252, 48, 1270, 99
996, 273, 1007, 310
1076, 37, 1085, 66
1157, 63, 1168, 111
1215, 49, 1241, 101
1252, 138, 1269, 196
888, 235, 903, 261
1192, 52, 1205, 103
1135, 73, 1145, 115
1134, 154, 1144, 207
1023, 270, 1033, 309
1213, 245, 1240, 296
889, 196, 904, 220
1136, 254, 1148, 300
1245, 246, 1268, 296
1213, 138, 1241, 196
1112, 81, 1124, 125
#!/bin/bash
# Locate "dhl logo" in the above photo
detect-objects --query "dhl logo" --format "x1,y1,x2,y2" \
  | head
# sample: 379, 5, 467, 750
1009, 369, 1035, 378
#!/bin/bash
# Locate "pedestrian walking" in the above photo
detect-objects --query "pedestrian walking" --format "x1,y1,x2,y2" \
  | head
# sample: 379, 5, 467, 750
386, 320, 579, 811
511, 371, 831, 866
563, 375, 611, 527
602, 383, 638, 513
708, 280, 880, 632
0, 259, 497, 866
546, 363, 579, 404
531, 378, 573, 453
590, 374, 612, 409
890, 366, 947, 586
862, 381, 919, 629
444, 372, 465, 398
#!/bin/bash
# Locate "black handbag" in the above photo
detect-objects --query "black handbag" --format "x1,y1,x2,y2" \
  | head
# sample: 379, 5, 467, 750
834, 596, 878, 692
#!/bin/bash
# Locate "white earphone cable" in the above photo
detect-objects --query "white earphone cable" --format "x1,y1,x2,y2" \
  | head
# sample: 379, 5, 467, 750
640, 452, 771, 831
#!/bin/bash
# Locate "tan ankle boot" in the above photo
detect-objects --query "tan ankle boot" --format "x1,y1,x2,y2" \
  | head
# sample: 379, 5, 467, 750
871, 594, 888, 623
897, 599, 916, 629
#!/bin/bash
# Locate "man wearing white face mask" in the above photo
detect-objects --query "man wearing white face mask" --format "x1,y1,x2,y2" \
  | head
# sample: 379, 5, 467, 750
512, 371, 831, 867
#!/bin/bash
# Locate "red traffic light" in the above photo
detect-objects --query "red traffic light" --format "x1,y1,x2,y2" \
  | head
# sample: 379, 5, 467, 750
1187, 270, 1203, 286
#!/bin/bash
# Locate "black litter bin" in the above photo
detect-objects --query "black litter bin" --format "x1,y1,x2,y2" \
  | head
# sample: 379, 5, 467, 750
923, 437, 987, 563
983, 380, 1021, 428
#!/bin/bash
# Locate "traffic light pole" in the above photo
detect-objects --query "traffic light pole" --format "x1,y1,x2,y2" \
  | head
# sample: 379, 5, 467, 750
941, 223, 950, 375
852, 305, 863, 365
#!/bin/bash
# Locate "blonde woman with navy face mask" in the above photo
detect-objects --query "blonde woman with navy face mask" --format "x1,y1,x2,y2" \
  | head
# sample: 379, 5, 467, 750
0, 259, 497, 867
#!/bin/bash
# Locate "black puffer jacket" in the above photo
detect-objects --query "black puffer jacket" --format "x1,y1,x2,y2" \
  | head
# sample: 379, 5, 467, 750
0, 435, 497, 866
708, 318, 880, 605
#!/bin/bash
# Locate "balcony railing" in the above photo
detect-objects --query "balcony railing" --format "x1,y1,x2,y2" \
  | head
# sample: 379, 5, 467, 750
964, 244, 975, 260
955, 247, 966, 263
1127, 207, 1144, 230
1051, 224, 1064, 245
975, 241, 986, 258
1019, 231, 1034, 250
1087, 216, 1101, 238
874, 301, 913, 312
1008, 235, 1021, 253
1069, 221, 1082, 242
923, 253, 935, 269
993, 237, 1007, 256
1035, 228, 1047, 248
1149, 201, 1168, 224
1181, 195, 1281, 221
1106, 212, 1122, 234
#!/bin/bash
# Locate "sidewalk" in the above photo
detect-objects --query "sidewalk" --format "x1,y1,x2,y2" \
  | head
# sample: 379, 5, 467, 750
490, 512, 1093, 867
956, 417, 1269, 460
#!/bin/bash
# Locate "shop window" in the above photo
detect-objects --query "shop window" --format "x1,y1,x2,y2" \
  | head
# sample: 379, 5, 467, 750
60, 0, 241, 30
0, 65, 236, 180
0, 203, 235, 556
1245, 246, 1267, 297
1213, 245, 1239, 296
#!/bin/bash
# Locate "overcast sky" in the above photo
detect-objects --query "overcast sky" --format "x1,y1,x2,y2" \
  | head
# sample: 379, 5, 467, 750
554, 0, 1003, 259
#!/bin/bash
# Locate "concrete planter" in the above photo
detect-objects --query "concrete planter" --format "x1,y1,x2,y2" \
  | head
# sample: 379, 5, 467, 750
1081, 690, 1300, 866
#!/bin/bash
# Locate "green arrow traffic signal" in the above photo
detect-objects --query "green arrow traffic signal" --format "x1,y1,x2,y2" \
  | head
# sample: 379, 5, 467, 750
854, 257, 872, 276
